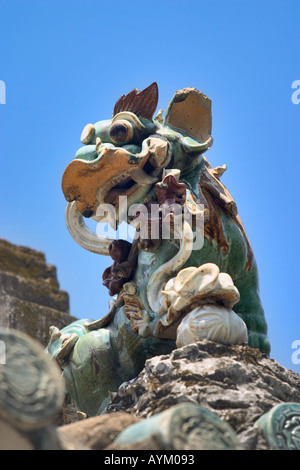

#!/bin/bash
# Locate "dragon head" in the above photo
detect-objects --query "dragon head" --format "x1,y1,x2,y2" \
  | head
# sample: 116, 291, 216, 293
61, 83, 213, 254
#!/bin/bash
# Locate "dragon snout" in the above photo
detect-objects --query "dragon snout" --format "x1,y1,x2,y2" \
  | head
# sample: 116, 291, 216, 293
62, 146, 144, 218
62, 136, 172, 220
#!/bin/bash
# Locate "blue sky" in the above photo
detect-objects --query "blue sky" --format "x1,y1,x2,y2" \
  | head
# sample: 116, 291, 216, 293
0, 0, 299, 372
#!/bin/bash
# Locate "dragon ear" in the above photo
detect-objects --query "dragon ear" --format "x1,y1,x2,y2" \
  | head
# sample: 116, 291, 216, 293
164, 88, 212, 143
113, 82, 159, 121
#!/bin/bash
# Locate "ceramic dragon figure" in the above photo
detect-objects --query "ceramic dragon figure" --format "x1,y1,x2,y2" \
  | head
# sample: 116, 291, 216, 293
47, 83, 270, 416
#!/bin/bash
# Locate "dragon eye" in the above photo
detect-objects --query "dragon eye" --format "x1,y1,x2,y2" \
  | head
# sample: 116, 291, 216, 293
109, 120, 133, 143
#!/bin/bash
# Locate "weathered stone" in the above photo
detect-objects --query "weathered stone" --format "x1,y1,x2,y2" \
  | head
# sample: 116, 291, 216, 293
58, 412, 142, 450
0, 271, 69, 312
104, 340, 300, 450
0, 239, 76, 346
0, 239, 58, 284
106, 435, 163, 450
0, 294, 76, 346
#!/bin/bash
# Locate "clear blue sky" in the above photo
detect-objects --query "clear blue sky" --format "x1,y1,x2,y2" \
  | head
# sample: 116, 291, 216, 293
0, 0, 299, 372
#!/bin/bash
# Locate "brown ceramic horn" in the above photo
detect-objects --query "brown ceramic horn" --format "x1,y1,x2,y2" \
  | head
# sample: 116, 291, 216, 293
113, 82, 159, 121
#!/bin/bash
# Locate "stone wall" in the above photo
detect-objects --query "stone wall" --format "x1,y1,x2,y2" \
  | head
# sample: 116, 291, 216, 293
57, 340, 300, 450
0, 238, 77, 346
